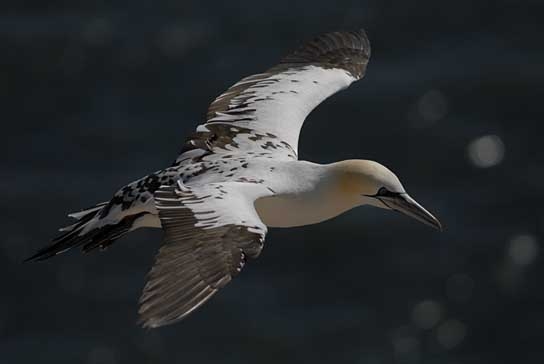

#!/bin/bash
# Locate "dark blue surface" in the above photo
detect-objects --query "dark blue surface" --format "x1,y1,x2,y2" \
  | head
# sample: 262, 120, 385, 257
3, 1, 544, 363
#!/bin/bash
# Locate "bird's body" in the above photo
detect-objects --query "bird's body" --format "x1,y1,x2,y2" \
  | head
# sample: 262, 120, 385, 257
28, 30, 441, 328
86, 157, 365, 233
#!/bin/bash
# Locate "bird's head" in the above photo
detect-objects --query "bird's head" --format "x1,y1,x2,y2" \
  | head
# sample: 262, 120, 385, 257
333, 160, 442, 230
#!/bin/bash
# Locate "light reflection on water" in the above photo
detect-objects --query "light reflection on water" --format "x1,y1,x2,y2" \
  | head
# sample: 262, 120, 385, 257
508, 234, 539, 266
412, 300, 442, 330
467, 134, 505, 168
435, 319, 467, 350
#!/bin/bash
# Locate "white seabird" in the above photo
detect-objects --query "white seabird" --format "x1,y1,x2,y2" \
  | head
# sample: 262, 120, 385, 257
27, 29, 441, 328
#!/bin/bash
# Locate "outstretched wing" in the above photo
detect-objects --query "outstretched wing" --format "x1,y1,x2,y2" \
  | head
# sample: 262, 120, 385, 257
176, 29, 371, 163
138, 180, 272, 328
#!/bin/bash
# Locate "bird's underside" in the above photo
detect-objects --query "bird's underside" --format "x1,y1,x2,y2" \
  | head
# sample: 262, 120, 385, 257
27, 29, 373, 328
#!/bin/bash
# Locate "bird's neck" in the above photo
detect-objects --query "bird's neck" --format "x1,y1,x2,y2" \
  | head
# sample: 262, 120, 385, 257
254, 161, 363, 228
266, 160, 363, 199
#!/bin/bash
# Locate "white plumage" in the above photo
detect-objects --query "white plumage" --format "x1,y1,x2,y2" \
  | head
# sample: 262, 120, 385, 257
27, 30, 441, 328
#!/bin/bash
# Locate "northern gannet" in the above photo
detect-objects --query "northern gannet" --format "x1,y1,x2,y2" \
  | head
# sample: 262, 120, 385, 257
27, 29, 441, 328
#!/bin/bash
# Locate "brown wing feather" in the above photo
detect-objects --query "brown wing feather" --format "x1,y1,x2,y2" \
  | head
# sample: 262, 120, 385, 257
206, 29, 370, 122
274, 29, 371, 78
177, 29, 371, 161
138, 184, 266, 328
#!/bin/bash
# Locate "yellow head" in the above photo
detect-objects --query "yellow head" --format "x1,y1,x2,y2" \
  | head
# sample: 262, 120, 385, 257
332, 160, 441, 230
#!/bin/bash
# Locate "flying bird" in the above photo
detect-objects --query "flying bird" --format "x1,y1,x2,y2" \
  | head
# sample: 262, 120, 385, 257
27, 29, 441, 328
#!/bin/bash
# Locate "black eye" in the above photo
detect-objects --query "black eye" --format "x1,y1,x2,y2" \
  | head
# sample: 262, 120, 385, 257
377, 187, 389, 196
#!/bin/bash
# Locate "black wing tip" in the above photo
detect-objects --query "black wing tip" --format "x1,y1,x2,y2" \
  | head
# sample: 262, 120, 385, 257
23, 245, 61, 263
22, 229, 81, 263
278, 28, 371, 78
23, 253, 45, 263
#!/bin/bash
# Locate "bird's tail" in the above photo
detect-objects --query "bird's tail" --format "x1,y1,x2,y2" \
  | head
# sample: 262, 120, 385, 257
24, 202, 143, 262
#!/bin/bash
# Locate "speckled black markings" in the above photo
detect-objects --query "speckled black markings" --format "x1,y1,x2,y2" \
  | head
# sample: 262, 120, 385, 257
180, 124, 254, 156
261, 141, 279, 150
99, 165, 193, 218
280, 141, 297, 158
201, 33, 370, 155
236, 177, 264, 184
177, 118, 297, 163
187, 164, 212, 179
224, 108, 257, 115
252, 96, 274, 102
247, 131, 278, 143
89, 29, 372, 244
101, 187, 136, 217
173, 29, 370, 172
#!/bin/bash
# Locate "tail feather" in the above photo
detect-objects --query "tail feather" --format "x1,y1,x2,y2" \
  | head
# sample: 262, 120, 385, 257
80, 212, 146, 253
67, 201, 108, 220
68, 202, 109, 221
55, 202, 107, 234
24, 202, 145, 262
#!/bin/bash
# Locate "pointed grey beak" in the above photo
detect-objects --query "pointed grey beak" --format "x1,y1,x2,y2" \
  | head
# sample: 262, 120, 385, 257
378, 193, 442, 231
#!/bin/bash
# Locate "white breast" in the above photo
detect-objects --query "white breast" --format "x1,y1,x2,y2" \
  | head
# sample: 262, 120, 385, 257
254, 192, 354, 228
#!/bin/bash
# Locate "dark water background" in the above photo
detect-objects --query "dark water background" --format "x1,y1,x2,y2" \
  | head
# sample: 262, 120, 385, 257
3, 1, 543, 363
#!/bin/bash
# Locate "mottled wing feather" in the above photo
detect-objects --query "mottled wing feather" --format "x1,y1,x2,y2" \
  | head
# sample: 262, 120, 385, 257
138, 181, 271, 328
177, 29, 371, 163
274, 30, 370, 78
